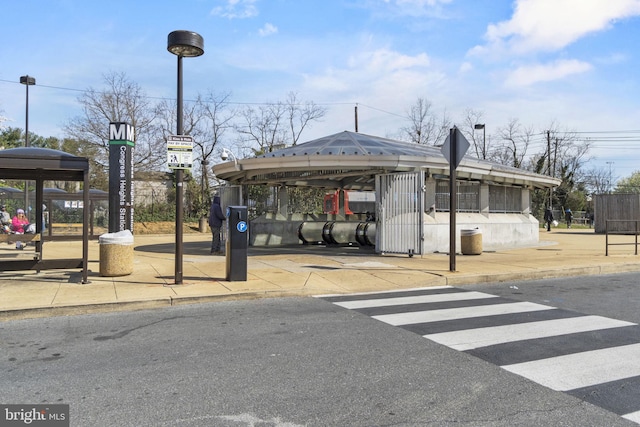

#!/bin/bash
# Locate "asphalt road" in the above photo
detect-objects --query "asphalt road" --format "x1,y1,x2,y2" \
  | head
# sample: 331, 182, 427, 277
2, 276, 638, 426
466, 271, 640, 324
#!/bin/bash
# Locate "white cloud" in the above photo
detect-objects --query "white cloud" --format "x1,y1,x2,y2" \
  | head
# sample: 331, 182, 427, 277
459, 62, 473, 73
505, 59, 592, 87
348, 48, 430, 73
380, 0, 452, 17
211, 0, 258, 19
302, 47, 444, 124
595, 52, 628, 65
388, 0, 452, 5
258, 23, 278, 37
482, 0, 640, 55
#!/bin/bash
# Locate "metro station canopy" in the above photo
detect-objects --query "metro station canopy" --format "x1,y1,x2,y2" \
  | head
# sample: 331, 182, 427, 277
213, 131, 560, 190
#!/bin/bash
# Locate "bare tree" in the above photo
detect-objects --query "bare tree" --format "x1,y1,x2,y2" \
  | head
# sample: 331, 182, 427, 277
494, 118, 534, 168
237, 92, 326, 154
535, 121, 592, 210
198, 91, 236, 202
64, 72, 160, 171
460, 108, 490, 159
543, 122, 591, 179
237, 102, 286, 154
285, 92, 327, 146
153, 90, 236, 215
400, 97, 451, 145
578, 166, 613, 195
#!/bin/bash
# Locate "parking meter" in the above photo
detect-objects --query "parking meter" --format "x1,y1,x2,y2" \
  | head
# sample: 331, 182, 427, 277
225, 206, 248, 281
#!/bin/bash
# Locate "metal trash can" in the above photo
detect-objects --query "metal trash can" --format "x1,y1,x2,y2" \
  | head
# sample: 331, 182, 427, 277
99, 230, 134, 276
461, 228, 482, 255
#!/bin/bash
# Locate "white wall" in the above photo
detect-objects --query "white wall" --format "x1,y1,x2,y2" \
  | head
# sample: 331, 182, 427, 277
423, 212, 539, 253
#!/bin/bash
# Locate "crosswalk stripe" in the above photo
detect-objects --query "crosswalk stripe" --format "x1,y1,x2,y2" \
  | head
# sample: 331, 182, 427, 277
502, 343, 640, 391
425, 316, 635, 351
334, 291, 498, 309
623, 411, 640, 423
321, 286, 640, 424
315, 285, 453, 299
372, 301, 554, 326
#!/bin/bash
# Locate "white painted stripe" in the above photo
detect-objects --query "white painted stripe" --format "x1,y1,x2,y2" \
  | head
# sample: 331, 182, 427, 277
334, 291, 498, 309
503, 343, 640, 391
314, 285, 452, 298
372, 302, 554, 326
622, 410, 640, 423
425, 316, 635, 351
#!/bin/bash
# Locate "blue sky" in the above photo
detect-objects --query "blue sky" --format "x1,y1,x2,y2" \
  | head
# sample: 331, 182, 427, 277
2, 0, 640, 183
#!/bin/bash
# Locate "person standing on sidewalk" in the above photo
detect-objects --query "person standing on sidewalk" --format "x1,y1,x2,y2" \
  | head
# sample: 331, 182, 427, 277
544, 207, 554, 232
565, 208, 573, 229
208, 195, 226, 255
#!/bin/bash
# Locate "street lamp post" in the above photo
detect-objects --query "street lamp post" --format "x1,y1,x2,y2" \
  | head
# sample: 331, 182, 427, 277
474, 123, 485, 158
167, 30, 204, 284
20, 75, 36, 147
20, 75, 36, 219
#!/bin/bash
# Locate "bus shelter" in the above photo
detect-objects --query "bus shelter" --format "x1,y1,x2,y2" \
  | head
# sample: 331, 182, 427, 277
0, 147, 89, 283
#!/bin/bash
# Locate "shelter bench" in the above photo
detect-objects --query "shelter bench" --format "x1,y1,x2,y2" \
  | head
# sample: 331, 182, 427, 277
0, 233, 41, 243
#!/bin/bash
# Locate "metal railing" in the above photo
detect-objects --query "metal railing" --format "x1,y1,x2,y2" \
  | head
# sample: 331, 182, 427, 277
605, 220, 640, 256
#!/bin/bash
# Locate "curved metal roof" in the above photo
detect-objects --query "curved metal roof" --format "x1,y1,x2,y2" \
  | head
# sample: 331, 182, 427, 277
213, 131, 560, 190
258, 131, 441, 157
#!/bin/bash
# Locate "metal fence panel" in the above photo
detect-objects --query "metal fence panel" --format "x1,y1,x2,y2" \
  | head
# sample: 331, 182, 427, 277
376, 172, 424, 255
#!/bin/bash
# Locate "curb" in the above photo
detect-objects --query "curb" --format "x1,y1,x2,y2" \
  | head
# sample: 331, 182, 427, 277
3, 262, 640, 322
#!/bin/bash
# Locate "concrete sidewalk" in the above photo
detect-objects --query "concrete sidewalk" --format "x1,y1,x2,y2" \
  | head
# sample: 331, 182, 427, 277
1, 228, 640, 321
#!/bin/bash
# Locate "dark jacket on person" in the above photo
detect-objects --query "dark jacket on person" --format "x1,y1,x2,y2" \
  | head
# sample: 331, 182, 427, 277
544, 208, 554, 222
208, 196, 226, 228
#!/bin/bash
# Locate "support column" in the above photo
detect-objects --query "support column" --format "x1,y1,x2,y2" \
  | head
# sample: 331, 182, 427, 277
278, 185, 289, 217
480, 183, 489, 218
521, 187, 531, 215
424, 175, 437, 218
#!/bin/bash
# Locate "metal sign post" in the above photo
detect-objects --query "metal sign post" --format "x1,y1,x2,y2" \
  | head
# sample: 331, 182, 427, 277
441, 126, 470, 272
167, 135, 193, 284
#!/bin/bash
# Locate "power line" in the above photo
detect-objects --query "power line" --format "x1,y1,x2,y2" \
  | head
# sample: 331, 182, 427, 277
0, 78, 359, 107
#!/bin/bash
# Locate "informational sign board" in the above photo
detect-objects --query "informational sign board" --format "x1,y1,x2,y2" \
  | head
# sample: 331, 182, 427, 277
108, 122, 135, 233
167, 135, 193, 170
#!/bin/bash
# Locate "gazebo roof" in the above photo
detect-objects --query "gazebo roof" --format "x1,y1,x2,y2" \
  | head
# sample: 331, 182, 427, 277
213, 131, 561, 190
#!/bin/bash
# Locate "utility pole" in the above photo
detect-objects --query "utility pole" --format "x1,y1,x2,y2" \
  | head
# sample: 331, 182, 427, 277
354, 104, 358, 133
547, 130, 552, 208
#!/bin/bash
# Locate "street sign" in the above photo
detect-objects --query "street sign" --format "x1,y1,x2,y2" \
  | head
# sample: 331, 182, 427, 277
167, 135, 194, 170
441, 127, 470, 169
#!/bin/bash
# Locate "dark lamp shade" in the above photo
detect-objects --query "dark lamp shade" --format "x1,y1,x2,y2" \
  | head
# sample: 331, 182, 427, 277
167, 30, 204, 57
20, 76, 36, 85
